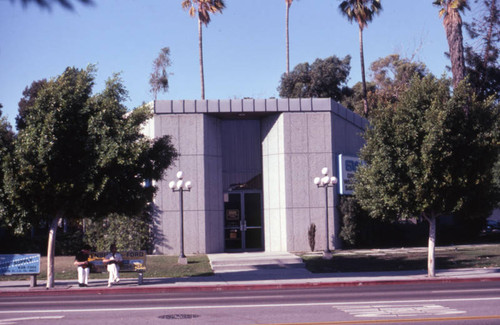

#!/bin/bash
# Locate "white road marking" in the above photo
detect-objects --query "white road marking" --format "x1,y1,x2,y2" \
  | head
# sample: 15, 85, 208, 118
336, 304, 466, 318
0, 316, 64, 324
0, 295, 283, 306
432, 288, 500, 293
0, 297, 499, 315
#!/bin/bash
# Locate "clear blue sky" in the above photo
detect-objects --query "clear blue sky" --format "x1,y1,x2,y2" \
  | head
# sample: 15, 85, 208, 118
1, 0, 455, 129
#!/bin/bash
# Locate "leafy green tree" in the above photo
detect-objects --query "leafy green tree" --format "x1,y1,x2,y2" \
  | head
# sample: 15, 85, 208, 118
181, 0, 225, 100
341, 81, 376, 115
278, 55, 352, 101
3, 66, 178, 288
369, 54, 429, 111
433, 0, 469, 89
16, 79, 48, 131
83, 212, 153, 252
0, 106, 15, 225
354, 75, 499, 277
149, 47, 172, 101
338, 0, 382, 117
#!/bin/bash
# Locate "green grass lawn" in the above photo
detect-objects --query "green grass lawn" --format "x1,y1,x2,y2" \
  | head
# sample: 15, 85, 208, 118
302, 244, 500, 273
2, 244, 500, 281
0, 255, 213, 281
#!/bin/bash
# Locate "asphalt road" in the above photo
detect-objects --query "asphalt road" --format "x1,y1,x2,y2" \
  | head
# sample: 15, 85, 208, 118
1, 281, 500, 324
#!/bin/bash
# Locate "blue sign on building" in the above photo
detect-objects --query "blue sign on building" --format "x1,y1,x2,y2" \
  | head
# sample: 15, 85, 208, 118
0, 254, 40, 275
338, 154, 361, 195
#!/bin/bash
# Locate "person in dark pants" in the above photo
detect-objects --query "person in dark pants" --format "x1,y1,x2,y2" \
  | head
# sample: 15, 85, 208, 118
74, 244, 92, 287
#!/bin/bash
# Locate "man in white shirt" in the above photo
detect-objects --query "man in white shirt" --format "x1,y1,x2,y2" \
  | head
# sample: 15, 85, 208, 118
103, 244, 123, 287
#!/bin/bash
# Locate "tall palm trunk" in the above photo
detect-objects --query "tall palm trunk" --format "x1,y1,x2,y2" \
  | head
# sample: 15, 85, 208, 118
359, 26, 368, 117
198, 18, 205, 100
286, 2, 290, 75
444, 12, 466, 88
46, 212, 63, 289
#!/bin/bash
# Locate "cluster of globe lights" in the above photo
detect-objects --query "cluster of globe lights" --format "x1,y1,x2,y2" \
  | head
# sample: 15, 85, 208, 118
313, 167, 337, 187
168, 171, 192, 191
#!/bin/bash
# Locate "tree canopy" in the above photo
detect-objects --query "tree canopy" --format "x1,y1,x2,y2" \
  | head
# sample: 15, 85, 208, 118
0, 107, 15, 226
464, 0, 500, 103
1, 66, 178, 287
354, 75, 499, 275
149, 47, 172, 100
278, 55, 352, 101
369, 54, 429, 111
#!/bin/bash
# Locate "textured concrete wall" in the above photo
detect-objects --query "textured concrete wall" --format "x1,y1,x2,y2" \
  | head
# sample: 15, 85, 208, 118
261, 109, 365, 252
153, 114, 224, 255
262, 112, 336, 252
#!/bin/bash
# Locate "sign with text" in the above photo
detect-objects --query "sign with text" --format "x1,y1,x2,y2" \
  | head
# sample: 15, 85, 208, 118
338, 154, 361, 195
0, 254, 40, 275
88, 251, 147, 273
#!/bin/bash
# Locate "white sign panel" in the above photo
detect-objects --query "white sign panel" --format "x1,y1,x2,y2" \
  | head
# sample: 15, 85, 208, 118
338, 154, 361, 195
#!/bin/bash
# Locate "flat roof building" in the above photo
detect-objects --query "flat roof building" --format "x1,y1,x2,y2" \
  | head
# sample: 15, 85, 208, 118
145, 98, 367, 254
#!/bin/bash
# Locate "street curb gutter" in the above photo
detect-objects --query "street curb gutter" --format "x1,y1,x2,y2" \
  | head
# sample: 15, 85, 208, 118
2, 276, 500, 297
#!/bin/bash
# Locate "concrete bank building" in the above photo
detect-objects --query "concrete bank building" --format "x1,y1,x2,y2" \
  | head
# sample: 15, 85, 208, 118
144, 98, 367, 254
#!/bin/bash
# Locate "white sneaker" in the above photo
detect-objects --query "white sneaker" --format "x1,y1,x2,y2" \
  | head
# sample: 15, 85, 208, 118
107, 283, 112, 288
115, 278, 120, 284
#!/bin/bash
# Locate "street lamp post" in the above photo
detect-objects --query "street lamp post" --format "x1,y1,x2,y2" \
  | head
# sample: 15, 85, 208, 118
314, 167, 338, 259
169, 171, 192, 265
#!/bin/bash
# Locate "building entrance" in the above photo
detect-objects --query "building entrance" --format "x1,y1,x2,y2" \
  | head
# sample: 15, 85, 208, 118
224, 191, 263, 251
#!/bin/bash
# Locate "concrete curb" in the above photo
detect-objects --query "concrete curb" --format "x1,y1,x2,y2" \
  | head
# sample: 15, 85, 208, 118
2, 275, 500, 297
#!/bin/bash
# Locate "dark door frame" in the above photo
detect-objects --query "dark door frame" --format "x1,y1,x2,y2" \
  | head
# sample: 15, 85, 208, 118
223, 190, 264, 252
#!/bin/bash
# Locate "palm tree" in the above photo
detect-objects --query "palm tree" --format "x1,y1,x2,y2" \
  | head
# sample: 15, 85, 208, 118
286, 0, 293, 75
433, 0, 469, 88
338, 0, 382, 117
182, 0, 225, 100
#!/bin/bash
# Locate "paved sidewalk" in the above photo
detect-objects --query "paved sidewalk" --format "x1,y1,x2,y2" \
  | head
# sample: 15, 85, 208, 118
1, 267, 500, 296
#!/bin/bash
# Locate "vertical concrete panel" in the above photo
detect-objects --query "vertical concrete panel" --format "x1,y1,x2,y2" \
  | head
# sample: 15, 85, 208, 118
290, 208, 311, 251
279, 111, 336, 252
203, 115, 224, 253
289, 113, 308, 154
307, 112, 329, 153
290, 154, 310, 208
262, 114, 287, 252
179, 116, 200, 155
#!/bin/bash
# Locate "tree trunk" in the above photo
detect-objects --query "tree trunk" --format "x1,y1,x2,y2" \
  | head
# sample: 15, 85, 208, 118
426, 212, 437, 277
359, 26, 368, 117
198, 18, 205, 100
46, 212, 63, 289
444, 13, 465, 89
286, 2, 290, 75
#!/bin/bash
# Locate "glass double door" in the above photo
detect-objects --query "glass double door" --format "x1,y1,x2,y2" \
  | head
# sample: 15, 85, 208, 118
224, 191, 263, 251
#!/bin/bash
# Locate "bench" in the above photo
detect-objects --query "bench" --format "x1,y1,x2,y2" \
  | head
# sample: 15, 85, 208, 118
0, 254, 41, 287
88, 251, 147, 285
